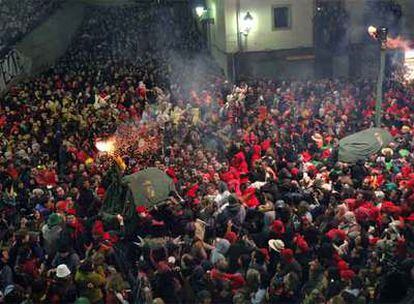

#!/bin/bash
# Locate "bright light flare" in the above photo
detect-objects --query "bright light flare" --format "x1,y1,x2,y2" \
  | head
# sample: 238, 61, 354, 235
406, 49, 414, 59
368, 25, 377, 38
241, 12, 254, 35
405, 49, 414, 82
95, 138, 116, 153
195, 6, 205, 18
368, 25, 411, 51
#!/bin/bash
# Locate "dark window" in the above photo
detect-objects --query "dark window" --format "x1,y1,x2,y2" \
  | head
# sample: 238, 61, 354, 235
273, 6, 291, 29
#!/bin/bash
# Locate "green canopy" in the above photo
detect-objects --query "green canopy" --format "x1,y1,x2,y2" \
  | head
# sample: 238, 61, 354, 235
338, 128, 393, 163
101, 166, 175, 223
122, 168, 175, 208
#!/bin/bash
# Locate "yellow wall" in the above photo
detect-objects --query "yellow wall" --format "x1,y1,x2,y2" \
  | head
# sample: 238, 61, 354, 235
223, 0, 314, 53
207, 0, 227, 53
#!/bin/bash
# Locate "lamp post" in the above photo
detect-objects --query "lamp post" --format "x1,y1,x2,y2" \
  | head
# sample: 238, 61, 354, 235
234, 11, 254, 82
194, 5, 214, 52
240, 12, 253, 50
368, 26, 388, 127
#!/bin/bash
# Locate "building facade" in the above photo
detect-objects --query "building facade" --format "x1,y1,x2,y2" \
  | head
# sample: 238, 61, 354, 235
199, 0, 414, 81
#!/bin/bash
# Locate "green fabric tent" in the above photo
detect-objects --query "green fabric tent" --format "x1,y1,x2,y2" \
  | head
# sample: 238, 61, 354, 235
338, 128, 394, 163
122, 168, 175, 208
101, 166, 175, 221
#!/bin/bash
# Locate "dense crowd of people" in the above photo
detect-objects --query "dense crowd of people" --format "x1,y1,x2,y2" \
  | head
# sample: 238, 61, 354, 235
0, 2, 414, 304
0, 0, 62, 57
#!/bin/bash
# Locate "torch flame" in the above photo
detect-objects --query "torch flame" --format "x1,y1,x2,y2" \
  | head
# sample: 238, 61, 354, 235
95, 138, 116, 154
386, 36, 410, 50
368, 25, 411, 51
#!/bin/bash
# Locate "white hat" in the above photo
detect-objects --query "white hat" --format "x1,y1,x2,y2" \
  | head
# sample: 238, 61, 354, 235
4, 284, 15, 296
375, 191, 385, 199
32, 188, 45, 196
168, 256, 176, 264
268, 239, 285, 252
56, 264, 71, 278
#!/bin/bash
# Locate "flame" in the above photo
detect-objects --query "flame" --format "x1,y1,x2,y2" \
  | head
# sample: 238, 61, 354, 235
95, 138, 116, 153
386, 36, 410, 50
367, 26, 410, 51
114, 155, 127, 171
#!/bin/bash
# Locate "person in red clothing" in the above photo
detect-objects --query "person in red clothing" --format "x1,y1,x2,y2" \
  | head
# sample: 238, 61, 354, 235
136, 81, 148, 101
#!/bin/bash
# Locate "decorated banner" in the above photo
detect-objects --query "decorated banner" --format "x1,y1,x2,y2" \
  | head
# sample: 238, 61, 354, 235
102, 166, 175, 221
123, 168, 175, 208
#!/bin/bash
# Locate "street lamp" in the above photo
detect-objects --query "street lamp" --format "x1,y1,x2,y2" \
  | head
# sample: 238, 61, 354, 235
368, 25, 388, 127
241, 12, 254, 36
195, 6, 206, 18
234, 9, 254, 83
194, 5, 214, 52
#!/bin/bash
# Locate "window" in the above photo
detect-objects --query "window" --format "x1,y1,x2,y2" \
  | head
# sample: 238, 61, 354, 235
272, 6, 291, 30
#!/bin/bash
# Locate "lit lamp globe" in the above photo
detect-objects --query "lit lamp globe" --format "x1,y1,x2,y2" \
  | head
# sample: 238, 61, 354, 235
242, 12, 254, 36
195, 6, 205, 18
368, 25, 377, 37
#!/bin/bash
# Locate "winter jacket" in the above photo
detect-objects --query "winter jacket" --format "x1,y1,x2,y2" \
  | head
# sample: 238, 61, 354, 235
41, 224, 63, 256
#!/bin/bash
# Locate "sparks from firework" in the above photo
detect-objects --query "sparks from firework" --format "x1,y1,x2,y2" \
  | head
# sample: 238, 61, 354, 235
387, 36, 410, 50
368, 25, 410, 51
95, 123, 161, 164
95, 138, 116, 154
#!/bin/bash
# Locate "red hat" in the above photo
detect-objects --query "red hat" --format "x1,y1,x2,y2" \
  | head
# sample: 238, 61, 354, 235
56, 200, 68, 212
301, 151, 312, 162
96, 187, 105, 198
354, 207, 370, 222
322, 149, 331, 159
381, 201, 401, 215
340, 269, 355, 281
337, 260, 349, 271
271, 220, 285, 234
281, 248, 294, 263
294, 235, 309, 252
369, 237, 379, 245
307, 164, 317, 173
110, 233, 119, 244
291, 168, 300, 177
103, 232, 111, 241
66, 208, 77, 216
326, 228, 346, 241
136, 205, 148, 214
367, 206, 380, 222
92, 220, 105, 237
401, 166, 411, 177
225, 231, 238, 244
261, 139, 271, 151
